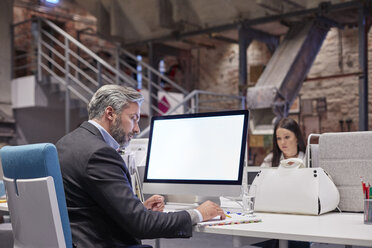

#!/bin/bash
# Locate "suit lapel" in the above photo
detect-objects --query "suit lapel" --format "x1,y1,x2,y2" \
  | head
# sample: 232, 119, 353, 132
80, 121, 132, 186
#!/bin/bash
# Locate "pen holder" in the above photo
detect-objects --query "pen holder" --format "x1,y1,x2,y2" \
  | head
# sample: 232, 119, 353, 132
364, 199, 372, 224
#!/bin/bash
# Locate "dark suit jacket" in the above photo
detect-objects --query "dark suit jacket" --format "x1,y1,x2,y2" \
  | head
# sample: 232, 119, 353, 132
56, 121, 192, 248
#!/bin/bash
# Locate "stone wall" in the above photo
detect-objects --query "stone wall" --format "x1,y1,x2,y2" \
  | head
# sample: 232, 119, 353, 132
197, 43, 239, 94
10, 2, 98, 144
301, 27, 368, 133
194, 26, 372, 165
196, 40, 272, 112
196, 42, 241, 111
196, 25, 372, 134
9, 3, 372, 147
12, 4, 98, 78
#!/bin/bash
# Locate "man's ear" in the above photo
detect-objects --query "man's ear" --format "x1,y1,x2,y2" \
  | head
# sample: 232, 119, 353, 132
104, 106, 115, 121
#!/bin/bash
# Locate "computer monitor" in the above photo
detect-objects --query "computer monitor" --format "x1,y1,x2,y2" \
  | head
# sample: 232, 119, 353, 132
142, 110, 249, 198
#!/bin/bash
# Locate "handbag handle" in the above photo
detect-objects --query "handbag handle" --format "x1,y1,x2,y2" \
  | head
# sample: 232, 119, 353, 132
279, 158, 305, 169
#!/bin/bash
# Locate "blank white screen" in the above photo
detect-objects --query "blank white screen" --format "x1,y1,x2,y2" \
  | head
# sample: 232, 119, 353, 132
146, 115, 245, 181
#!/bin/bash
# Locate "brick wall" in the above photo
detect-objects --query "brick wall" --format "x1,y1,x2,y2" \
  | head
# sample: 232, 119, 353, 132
195, 27, 372, 165
12, 3, 372, 137
301, 27, 369, 133
196, 43, 242, 111
196, 26, 372, 134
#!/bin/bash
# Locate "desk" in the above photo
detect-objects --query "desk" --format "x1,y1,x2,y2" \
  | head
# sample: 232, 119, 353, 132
3, 201, 370, 247
194, 212, 372, 247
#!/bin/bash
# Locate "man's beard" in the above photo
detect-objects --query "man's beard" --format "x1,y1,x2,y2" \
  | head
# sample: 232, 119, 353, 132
110, 116, 131, 148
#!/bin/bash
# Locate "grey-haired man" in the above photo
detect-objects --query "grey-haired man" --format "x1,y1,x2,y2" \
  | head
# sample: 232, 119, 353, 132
56, 85, 225, 247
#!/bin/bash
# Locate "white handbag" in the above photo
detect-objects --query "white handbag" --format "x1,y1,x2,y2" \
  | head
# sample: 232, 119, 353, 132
251, 158, 340, 215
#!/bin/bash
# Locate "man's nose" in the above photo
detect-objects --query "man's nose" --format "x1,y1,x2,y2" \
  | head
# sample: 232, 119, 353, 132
133, 122, 140, 134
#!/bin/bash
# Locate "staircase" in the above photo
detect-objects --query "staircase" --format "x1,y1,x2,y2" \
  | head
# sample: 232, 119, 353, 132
12, 17, 245, 139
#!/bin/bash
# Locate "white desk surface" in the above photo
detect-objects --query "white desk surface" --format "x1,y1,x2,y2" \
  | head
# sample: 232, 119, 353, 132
194, 212, 372, 247
2, 201, 371, 246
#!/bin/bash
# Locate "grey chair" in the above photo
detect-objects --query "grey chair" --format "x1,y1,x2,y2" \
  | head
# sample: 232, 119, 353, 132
306, 132, 372, 212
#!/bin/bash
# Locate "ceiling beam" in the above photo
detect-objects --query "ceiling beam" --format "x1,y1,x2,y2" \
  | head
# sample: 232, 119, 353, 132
239, 25, 279, 46
126, 0, 368, 46
209, 34, 238, 44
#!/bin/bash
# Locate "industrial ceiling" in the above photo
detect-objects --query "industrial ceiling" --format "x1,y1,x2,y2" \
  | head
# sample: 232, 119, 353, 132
70, 0, 364, 47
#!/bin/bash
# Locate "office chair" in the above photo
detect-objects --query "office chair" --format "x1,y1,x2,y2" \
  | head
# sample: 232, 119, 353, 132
0, 144, 153, 248
0, 143, 73, 248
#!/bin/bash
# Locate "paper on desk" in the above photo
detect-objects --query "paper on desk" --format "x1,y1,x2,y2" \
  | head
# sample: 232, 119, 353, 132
197, 214, 261, 227
219, 197, 243, 209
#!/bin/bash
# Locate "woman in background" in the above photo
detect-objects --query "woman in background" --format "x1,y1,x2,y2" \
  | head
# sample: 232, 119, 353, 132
256, 117, 309, 248
261, 117, 306, 167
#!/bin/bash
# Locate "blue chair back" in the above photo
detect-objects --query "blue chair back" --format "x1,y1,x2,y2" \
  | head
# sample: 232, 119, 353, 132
0, 143, 72, 248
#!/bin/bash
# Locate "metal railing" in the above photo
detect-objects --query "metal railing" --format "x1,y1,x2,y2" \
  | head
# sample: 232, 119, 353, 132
12, 17, 189, 132
12, 17, 246, 135
76, 29, 190, 116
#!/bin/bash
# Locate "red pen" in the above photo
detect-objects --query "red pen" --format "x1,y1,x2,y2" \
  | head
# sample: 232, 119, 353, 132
361, 177, 367, 198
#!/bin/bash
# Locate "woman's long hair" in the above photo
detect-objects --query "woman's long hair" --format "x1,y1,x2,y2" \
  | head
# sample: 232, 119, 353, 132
271, 118, 306, 167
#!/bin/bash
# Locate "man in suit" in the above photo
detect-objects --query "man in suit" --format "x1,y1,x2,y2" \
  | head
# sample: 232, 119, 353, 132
56, 85, 225, 247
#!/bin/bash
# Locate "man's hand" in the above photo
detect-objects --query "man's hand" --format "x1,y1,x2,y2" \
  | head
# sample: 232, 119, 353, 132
144, 195, 165, 212
196, 200, 225, 221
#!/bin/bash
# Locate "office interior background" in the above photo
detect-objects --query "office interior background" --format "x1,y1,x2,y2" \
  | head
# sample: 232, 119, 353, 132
0, 0, 371, 167
1, 0, 371, 167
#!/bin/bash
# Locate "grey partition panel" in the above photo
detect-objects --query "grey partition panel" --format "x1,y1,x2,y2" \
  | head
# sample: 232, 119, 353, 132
319, 131, 372, 212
